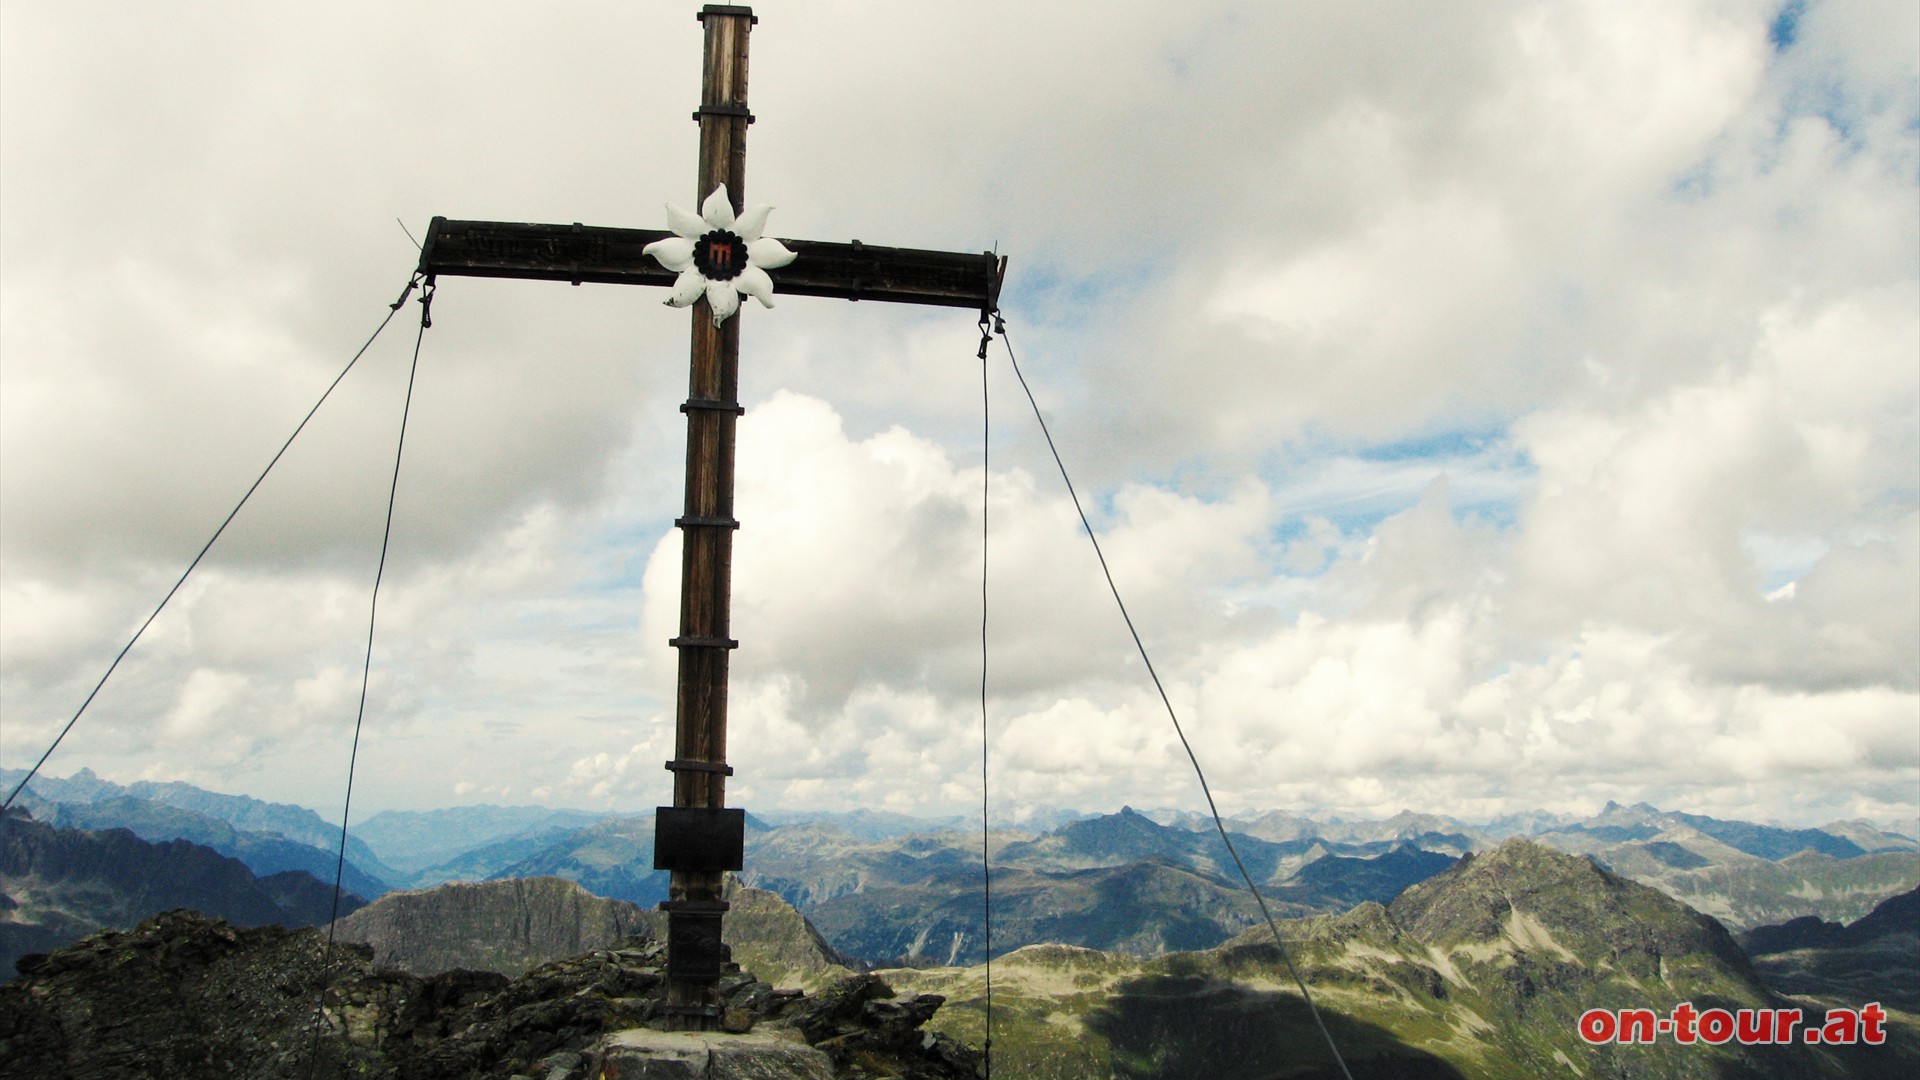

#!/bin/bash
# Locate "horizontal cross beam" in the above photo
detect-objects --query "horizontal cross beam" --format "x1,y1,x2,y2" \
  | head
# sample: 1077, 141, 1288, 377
417, 217, 1007, 312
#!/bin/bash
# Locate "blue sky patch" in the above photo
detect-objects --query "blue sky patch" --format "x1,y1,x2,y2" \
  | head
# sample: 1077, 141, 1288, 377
1262, 431, 1535, 543
1007, 260, 1164, 334
1356, 426, 1509, 464
1768, 0, 1807, 51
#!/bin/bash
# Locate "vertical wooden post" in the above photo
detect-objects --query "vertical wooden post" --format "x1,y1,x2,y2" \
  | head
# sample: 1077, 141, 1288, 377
663, 3, 755, 1029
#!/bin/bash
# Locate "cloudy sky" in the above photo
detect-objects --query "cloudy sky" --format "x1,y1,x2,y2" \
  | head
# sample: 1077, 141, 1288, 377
2, 0, 1914, 831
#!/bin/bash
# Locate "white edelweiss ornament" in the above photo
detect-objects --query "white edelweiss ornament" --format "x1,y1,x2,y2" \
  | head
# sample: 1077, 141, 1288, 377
642, 187, 798, 326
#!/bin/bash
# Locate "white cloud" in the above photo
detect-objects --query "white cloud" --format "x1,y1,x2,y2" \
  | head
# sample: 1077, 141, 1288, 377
1, 0, 1912, 828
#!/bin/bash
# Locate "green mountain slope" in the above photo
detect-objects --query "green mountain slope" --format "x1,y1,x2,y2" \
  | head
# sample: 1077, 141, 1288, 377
1612, 848, 1920, 931
809, 861, 1272, 967
1742, 887, 1920, 1012
741, 819, 994, 907
887, 840, 1920, 1079
717, 880, 857, 992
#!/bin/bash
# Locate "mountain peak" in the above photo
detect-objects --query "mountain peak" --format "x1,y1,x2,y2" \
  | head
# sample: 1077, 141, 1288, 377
1389, 838, 1753, 981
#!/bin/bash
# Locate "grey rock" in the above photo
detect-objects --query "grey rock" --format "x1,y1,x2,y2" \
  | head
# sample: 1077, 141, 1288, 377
537, 1048, 584, 1080
332, 877, 650, 977
594, 1030, 834, 1080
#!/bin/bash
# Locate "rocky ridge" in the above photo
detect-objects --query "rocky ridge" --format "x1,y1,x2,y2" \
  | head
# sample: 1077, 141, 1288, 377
331, 876, 650, 978
331, 876, 853, 992
0, 909, 979, 1080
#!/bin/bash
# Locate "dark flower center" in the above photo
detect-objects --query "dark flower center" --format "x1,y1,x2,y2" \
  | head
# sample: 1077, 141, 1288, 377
693, 230, 746, 281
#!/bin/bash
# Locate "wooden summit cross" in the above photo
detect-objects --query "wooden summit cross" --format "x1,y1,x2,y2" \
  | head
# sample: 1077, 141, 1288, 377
415, 5, 1005, 1028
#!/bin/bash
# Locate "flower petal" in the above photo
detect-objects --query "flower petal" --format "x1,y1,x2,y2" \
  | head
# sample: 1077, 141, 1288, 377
733, 204, 772, 243
664, 268, 706, 307
666, 203, 707, 240
734, 264, 775, 308
746, 236, 796, 269
700, 186, 735, 230
643, 236, 696, 272
705, 278, 740, 324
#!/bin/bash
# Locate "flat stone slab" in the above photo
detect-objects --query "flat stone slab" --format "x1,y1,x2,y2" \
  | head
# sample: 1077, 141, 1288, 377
594, 1029, 835, 1080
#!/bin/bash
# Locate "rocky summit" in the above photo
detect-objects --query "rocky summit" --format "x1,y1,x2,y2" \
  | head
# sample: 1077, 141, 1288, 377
330, 876, 651, 978
0, 909, 981, 1080
328, 876, 854, 992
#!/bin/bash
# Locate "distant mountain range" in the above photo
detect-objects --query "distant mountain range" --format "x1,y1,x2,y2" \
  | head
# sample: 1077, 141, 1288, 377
791, 809, 1464, 966
7, 769, 1916, 972
1163, 798, 1920, 932
350, 804, 617, 876
4, 768, 397, 899
6, 787, 1918, 1077
1, 810, 361, 981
